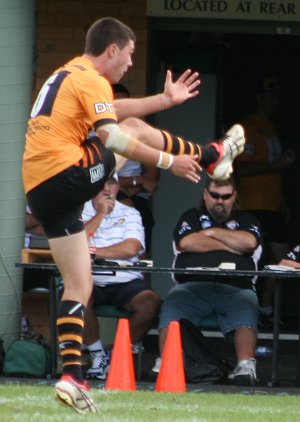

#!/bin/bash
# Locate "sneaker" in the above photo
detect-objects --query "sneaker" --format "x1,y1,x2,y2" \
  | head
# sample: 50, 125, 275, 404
55, 374, 97, 414
228, 358, 257, 386
151, 357, 162, 373
86, 350, 110, 380
207, 124, 245, 180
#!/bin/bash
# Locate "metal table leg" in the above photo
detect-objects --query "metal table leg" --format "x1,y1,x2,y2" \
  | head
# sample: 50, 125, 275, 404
48, 271, 58, 378
297, 292, 300, 385
270, 280, 281, 386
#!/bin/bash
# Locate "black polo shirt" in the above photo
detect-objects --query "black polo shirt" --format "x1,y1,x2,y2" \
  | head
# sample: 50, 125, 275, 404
173, 207, 261, 289
284, 245, 300, 263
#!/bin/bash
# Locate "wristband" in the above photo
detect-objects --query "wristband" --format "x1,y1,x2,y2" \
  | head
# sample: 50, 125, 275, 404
156, 151, 174, 169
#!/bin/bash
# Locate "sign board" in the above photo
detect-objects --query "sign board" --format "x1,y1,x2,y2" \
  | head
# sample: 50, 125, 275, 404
147, 1, 300, 22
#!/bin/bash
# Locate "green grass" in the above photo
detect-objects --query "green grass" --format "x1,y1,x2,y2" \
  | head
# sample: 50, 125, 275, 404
0, 384, 300, 421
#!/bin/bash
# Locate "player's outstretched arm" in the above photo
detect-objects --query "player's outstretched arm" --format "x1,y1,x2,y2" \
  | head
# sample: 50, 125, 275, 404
113, 69, 201, 121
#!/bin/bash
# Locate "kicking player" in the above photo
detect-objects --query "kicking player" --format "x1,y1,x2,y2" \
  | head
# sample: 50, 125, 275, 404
23, 17, 244, 413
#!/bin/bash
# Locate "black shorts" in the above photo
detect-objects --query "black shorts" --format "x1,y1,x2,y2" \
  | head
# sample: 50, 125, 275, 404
247, 210, 288, 244
26, 139, 115, 238
92, 278, 151, 308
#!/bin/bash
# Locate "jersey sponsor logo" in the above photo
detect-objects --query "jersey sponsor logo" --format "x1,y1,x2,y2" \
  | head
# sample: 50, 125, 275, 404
178, 221, 191, 235
199, 214, 212, 229
112, 218, 126, 227
249, 224, 261, 238
27, 120, 51, 134
90, 163, 105, 183
287, 251, 297, 261
201, 220, 212, 229
94, 102, 114, 114
226, 220, 239, 230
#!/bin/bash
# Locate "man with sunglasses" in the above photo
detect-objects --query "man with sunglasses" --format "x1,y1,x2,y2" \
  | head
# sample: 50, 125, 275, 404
153, 176, 262, 385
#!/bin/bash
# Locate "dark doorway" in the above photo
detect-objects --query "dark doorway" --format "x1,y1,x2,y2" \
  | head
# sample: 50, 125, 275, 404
151, 29, 300, 235
149, 28, 300, 328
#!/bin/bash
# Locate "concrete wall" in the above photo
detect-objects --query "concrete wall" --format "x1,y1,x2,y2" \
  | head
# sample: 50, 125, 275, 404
0, 0, 35, 348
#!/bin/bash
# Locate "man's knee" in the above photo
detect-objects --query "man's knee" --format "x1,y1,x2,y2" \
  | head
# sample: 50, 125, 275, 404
127, 290, 161, 317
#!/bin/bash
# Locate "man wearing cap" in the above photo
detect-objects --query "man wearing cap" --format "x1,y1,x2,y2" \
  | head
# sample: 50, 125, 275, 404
82, 174, 161, 380
235, 76, 295, 327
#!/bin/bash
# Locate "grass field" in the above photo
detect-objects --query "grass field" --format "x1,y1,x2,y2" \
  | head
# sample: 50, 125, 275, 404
0, 384, 300, 421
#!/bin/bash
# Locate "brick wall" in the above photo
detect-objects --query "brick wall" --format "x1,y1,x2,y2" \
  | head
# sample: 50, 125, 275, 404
33, 0, 148, 99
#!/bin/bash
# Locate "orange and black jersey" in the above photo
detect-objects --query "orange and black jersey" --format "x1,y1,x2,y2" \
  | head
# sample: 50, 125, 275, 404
23, 56, 117, 193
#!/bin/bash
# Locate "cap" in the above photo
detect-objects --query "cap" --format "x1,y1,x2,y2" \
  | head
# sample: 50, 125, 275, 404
108, 172, 118, 182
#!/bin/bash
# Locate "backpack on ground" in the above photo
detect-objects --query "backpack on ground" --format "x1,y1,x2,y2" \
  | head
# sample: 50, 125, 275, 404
180, 318, 232, 383
3, 334, 51, 378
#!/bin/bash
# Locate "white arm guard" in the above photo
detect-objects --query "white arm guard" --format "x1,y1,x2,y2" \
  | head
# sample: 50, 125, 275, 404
99, 123, 174, 169
101, 123, 131, 154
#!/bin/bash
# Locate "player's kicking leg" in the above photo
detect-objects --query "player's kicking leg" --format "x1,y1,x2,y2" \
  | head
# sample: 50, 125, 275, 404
119, 118, 245, 180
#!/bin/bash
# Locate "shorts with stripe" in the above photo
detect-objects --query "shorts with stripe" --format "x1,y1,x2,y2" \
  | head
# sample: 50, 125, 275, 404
26, 138, 116, 238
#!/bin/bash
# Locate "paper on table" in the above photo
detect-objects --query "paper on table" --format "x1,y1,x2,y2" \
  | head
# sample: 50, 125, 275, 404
264, 264, 297, 271
185, 263, 236, 271
185, 267, 220, 271
218, 262, 236, 270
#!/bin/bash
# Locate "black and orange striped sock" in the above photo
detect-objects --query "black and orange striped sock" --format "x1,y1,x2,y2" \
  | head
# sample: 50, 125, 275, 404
161, 130, 219, 167
57, 300, 85, 382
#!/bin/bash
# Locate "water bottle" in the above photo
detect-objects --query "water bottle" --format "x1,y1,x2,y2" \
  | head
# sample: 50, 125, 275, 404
255, 346, 272, 357
88, 232, 96, 263
21, 316, 30, 339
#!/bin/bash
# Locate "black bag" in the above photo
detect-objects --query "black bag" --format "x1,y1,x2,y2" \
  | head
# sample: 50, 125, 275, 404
3, 335, 51, 378
180, 319, 232, 383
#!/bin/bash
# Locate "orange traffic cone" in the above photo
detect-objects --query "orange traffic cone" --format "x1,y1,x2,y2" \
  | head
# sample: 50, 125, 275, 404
105, 318, 136, 391
155, 321, 186, 393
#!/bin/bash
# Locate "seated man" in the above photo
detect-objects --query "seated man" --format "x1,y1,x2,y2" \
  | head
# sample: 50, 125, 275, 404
153, 176, 262, 385
82, 174, 161, 379
279, 245, 300, 269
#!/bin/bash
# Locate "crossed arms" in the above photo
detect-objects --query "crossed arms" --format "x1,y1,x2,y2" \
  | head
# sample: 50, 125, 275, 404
178, 228, 258, 256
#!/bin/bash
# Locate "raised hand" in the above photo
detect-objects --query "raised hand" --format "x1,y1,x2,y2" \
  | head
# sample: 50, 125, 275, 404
162, 69, 201, 108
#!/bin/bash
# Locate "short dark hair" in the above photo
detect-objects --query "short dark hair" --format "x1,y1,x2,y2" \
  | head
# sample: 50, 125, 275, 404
85, 17, 136, 56
206, 175, 236, 190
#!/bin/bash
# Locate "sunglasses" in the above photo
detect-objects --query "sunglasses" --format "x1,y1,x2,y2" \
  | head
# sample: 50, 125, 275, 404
207, 189, 234, 200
